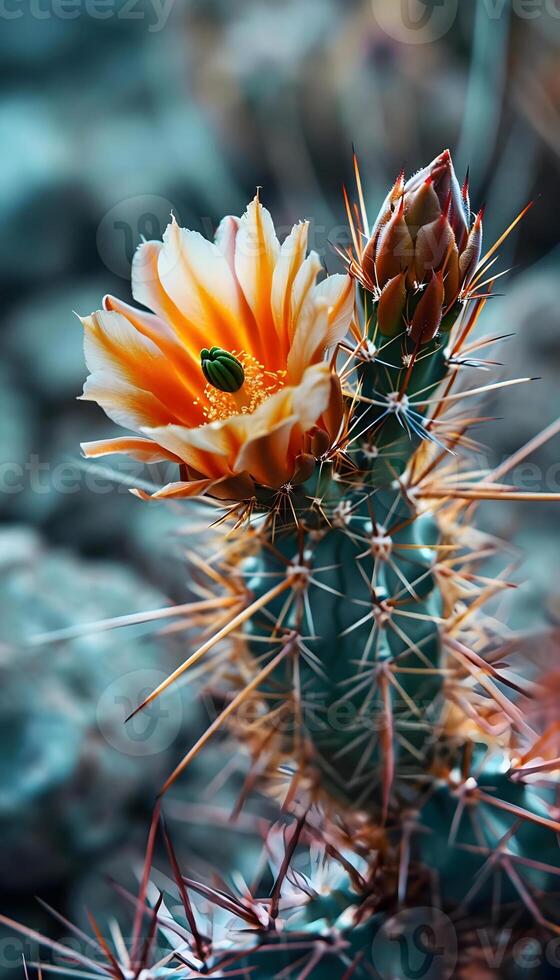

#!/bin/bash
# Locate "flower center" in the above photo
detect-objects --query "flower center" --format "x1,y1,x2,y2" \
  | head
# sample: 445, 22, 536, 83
195, 350, 286, 422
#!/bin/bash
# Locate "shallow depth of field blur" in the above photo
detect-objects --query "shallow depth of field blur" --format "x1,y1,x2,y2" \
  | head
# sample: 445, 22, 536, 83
0, 0, 559, 970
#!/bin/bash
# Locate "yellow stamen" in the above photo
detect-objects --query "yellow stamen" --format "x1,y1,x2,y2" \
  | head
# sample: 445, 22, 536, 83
194, 351, 286, 422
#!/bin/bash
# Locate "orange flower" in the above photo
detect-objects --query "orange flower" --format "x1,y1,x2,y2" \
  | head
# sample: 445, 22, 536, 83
80, 196, 354, 500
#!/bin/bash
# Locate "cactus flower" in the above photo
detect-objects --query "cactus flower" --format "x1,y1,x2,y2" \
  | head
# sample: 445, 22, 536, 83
79, 196, 354, 500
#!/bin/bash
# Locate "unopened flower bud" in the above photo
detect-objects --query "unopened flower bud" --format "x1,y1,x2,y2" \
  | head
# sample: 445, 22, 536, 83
346, 150, 485, 345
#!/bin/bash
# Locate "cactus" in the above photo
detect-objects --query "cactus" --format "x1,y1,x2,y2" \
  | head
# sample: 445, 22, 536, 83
6, 150, 560, 979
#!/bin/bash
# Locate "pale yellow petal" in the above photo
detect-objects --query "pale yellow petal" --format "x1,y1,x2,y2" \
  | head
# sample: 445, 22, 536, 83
131, 478, 217, 500
214, 214, 241, 273
234, 415, 298, 488
313, 273, 355, 347
234, 196, 280, 367
80, 375, 173, 433
140, 421, 240, 479
81, 436, 181, 463
158, 217, 252, 355
81, 310, 198, 427
286, 299, 330, 383
289, 363, 334, 430
271, 221, 309, 359
102, 294, 200, 405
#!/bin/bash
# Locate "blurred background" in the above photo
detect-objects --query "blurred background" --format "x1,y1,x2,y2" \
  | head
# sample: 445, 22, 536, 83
0, 0, 559, 971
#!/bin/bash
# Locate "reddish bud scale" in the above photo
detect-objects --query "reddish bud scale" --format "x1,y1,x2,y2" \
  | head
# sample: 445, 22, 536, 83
410, 270, 445, 344
375, 198, 413, 288
377, 272, 407, 337
404, 179, 441, 237
459, 209, 484, 287
414, 212, 455, 280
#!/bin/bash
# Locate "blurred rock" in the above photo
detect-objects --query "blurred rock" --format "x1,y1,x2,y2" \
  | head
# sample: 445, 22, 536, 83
0, 362, 35, 507
485, 262, 560, 465
6, 282, 105, 400
0, 528, 204, 892
473, 260, 560, 626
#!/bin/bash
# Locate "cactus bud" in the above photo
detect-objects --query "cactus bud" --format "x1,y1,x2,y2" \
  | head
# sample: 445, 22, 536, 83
348, 150, 485, 345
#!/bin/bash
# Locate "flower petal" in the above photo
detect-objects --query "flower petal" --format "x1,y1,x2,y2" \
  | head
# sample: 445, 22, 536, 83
81, 436, 181, 463
321, 371, 345, 444
234, 415, 298, 488
132, 471, 255, 502
234, 196, 280, 368
271, 221, 310, 359
102, 294, 200, 404
234, 364, 334, 486
289, 250, 323, 332
81, 312, 199, 437
313, 273, 355, 347
158, 216, 254, 356
131, 478, 217, 500
81, 374, 173, 432
140, 419, 242, 480
214, 214, 241, 274
132, 239, 198, 350
290, 363, 336, 430
286, 298, 330, 383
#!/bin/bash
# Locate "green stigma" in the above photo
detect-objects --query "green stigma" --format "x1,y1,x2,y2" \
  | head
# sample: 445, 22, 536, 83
200, 347, 245, 393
